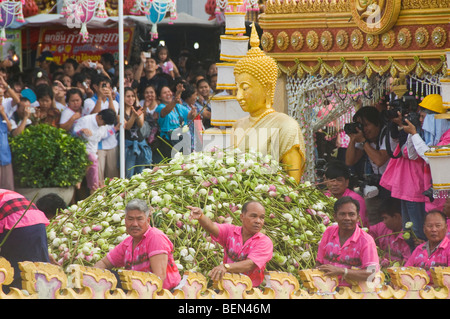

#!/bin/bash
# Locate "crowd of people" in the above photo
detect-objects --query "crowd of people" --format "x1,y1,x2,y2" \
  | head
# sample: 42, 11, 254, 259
320, 91, 450, 281
0, 46, 218, 194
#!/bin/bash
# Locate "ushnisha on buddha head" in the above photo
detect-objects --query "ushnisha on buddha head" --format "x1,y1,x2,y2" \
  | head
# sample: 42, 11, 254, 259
234, 24, 278, 112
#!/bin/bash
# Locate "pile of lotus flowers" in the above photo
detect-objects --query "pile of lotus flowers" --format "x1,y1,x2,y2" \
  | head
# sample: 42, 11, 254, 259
47, 148, 336, 281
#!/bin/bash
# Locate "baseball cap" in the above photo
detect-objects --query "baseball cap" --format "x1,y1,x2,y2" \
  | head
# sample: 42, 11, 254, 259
36, 51, 54, 63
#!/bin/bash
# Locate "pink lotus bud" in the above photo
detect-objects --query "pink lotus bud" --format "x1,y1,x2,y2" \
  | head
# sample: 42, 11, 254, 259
269, 191, 277, 197
92, 225, 102, 232
269, 213, 275, 219
217, 216, 225, 223
268, 185, 277, 192
210, 177, 218, 185
201, 181, 212, 187
176, 221, 183, 228
284, 196, 292, 202
81, 226, 91, 235
230, 205, 239, 213
306, 208, 317, 216
381, 258, 390, 268
85, 255, 93, 262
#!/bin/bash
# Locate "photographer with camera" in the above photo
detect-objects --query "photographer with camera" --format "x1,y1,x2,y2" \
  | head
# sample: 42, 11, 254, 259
402, 94, 450, 213
345, 106, 397, 225
379, 96, 433, 250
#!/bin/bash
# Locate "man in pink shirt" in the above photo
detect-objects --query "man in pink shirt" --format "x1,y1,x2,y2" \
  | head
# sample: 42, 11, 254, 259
95, 199, 181, 290
0, 189, 53, 289
316, 196, 380, 287
188, 201, 273, 287
405, 210, 450, 284
324, 160, 369, 228
368, 197, 411, 263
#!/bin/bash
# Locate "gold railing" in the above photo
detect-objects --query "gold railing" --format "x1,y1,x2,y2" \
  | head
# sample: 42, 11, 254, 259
1, 257, 449, 299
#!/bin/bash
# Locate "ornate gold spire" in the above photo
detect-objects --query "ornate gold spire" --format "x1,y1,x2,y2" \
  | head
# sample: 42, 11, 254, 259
234, 24, 279, 104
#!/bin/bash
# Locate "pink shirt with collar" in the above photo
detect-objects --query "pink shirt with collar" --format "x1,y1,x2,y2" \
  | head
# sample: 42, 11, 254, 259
368, 222, 411, 262
405, 236, 450, 282
211, 223, 273, 287
107, 226, 181, 290
316, 224, 380, 286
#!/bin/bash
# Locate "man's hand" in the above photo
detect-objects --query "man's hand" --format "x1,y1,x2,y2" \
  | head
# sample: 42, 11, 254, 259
209, 264, 228, 282
402, 118, 417, 135
316, 264, 346, 277
187, 206, 203, 220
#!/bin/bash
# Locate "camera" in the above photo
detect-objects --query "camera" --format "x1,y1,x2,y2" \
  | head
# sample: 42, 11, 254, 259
88, 62, 96, 68
402, 111, 421, 128
143, 52, 151, 58
134, 105, 141, 111
344, 122, 363, 135
384, 96, 418, 120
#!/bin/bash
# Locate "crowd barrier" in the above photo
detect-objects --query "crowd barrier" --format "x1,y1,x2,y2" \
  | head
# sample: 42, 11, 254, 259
0, 257, 449, 299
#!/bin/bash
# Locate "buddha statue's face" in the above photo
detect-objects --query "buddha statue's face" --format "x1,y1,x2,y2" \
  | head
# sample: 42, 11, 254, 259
235, 72, 269, 116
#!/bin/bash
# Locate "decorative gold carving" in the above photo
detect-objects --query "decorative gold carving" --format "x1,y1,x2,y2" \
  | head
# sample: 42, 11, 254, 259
276, 31, 289, 51
214, 272, 253, 299
350, 0, 401, 35
366, 33, 379, 49
306, 30, 319, 50
402, 0, 450, 10
261, 32, 274, 52
265, 271, 301, 299
172, 271, 212, 299
320, 30, 333, 51
335, 30, 349, 50
290, 31, 304, 51
397, 28, 412, 49
415, 27, 430, 48
351, 29, 364, 49
265, 0, 351, 14
118, 268, 174, 299
431, 26, 447, 48
381, 30, 396, 48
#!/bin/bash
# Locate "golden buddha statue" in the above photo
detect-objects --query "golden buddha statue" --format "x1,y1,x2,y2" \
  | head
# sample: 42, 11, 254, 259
231, 24, 306, 183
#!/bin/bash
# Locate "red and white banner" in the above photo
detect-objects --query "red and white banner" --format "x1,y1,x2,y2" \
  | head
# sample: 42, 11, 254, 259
37, 27, 134, 65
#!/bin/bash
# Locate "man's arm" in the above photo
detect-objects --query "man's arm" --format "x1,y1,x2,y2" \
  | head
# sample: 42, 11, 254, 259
209, 259, 256, 282
149, 253, 168, 282
187, 205, 219, 238
94, 256, 114, 269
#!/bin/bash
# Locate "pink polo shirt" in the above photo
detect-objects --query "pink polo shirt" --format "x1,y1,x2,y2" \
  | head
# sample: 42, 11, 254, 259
316, 224, 380, 286
0, 189, 49, 233
405, 236, 450, 283
107, 226, 181, 290
369, 222, 411, 262
211, 223, 273, 287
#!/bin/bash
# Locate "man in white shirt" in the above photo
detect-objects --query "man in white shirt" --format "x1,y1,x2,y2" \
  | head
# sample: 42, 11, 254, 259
82, 75, 119, 185
73, 109, 117, 193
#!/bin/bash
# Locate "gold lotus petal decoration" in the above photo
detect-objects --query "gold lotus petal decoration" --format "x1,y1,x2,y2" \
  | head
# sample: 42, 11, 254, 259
415, 27, 429, 48
336, 30, 349, 50
382, 30, 395, 48
397, 28, 412, 49
276, 31, 289, 51
320, 30, 333, 51
366, 33, 379, 49
306, 30, 319, 50
431, 27, 447, 48
261, 32, 274, 52
290, 31, 304, 51
351, 29, 364, 49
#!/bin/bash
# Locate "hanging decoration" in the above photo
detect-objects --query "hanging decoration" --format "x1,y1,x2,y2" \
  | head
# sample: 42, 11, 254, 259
131, 0, 177, 41
0, 0, 25, 45
61, 0, 108, 42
